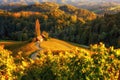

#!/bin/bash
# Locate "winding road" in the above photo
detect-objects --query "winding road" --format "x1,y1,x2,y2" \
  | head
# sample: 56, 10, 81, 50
31, 41, 42, 59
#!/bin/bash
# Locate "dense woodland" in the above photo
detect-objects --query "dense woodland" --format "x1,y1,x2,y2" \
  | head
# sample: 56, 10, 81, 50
0, 3, 120, 48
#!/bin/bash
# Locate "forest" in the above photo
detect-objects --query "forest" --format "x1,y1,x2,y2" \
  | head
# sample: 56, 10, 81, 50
0, 3, 119, 48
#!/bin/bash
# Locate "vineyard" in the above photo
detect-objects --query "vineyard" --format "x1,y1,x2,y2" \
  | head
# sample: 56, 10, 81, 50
0, 43, 120, 80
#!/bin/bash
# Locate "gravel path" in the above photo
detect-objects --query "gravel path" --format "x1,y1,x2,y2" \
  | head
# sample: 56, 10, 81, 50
31, 41, 42, 59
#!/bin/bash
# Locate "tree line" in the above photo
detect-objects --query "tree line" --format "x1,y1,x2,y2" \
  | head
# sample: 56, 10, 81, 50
0, 5, 119, 48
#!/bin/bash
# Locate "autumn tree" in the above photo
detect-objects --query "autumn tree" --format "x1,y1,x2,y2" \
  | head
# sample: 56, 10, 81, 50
35, 19, 41, 37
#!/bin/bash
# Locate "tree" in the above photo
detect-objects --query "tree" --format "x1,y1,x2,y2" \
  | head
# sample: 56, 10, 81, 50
35, 19, 41, 37
70, 15, 77, 23
42, 31, 49, 40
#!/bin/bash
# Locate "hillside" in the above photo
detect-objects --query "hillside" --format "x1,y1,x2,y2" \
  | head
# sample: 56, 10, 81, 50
0, 0, 120, 5
0, 39, 120, 80
0, 41, 38, 56
0, 38, 89, 57
0, 0, 120, 14
0, 2, 119, 48
11, 2, 96, 21
70, 1, 120, 14
41, 38, 89, 50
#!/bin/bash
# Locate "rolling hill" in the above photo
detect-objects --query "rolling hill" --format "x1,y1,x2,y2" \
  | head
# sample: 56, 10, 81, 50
11, 3, 96, 21
70, 0, 120, 14
0, 0, 120, 14
41, 38, 89, 50
0, 38, 89, 57
0, 41, 38, 56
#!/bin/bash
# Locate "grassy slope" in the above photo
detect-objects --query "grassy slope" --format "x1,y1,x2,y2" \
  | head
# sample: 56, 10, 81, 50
41, 38, 90, 53
0, 38, 90, 56
41, 38, 76, 50
0, 41, 38, 56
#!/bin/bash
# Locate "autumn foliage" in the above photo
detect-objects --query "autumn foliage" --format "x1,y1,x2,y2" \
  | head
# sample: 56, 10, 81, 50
0, 43, 120, 80
35, 19, 41, 37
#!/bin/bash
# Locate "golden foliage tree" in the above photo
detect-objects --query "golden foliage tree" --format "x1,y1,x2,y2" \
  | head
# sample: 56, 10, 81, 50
35, 19, 41, 37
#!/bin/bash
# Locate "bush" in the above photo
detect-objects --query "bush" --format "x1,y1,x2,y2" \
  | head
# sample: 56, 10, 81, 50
0, 43, 120, 80
0, 47, 17, 80
22, 43, 120, 80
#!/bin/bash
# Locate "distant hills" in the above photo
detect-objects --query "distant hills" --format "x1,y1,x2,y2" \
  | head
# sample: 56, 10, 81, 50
0, 0, 120, 15
70, 0, 120, 14
0, 2, 97, 21
10, 2, 96, 21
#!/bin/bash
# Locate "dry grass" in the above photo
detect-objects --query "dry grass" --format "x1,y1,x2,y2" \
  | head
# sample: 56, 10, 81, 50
0, 38, 91, 57
40, 38, 91, 55
0, 41, 38, 57
41, 38, 76, 50
41, 38, 90, 51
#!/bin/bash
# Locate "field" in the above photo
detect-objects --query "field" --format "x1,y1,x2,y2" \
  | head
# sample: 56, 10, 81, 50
0, 38, 89, 57
0, 41, 38, 56
41, 38, 89, 50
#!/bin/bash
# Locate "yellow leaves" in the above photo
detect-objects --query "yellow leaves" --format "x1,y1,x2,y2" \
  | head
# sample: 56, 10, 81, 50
109, 54, 115, 59
1, 42, 120, 80
22, 61, 29, 67
57, 19, 64, 24
20, 65, 25, 70
30, 59, 34, 64
115, 49, 120, 56
18, 51, 22, 55
50, 9, 65, 17
0, 48, 16, 80
0, 45, 4, 50
12, 11, 41, 18
70, 15, 77, 23
78, 18, 85, 24
90, 44, 98, 50
101, 59, 105, 63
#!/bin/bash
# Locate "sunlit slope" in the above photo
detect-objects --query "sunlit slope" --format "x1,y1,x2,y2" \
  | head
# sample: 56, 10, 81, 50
41, 38, 75, 50
0, 38, 90, 56
41, 38, 89, 50
0, 41, 38, 56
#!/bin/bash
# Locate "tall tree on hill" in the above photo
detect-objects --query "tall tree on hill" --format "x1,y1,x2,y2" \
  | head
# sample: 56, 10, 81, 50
35, 19, 41, 37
